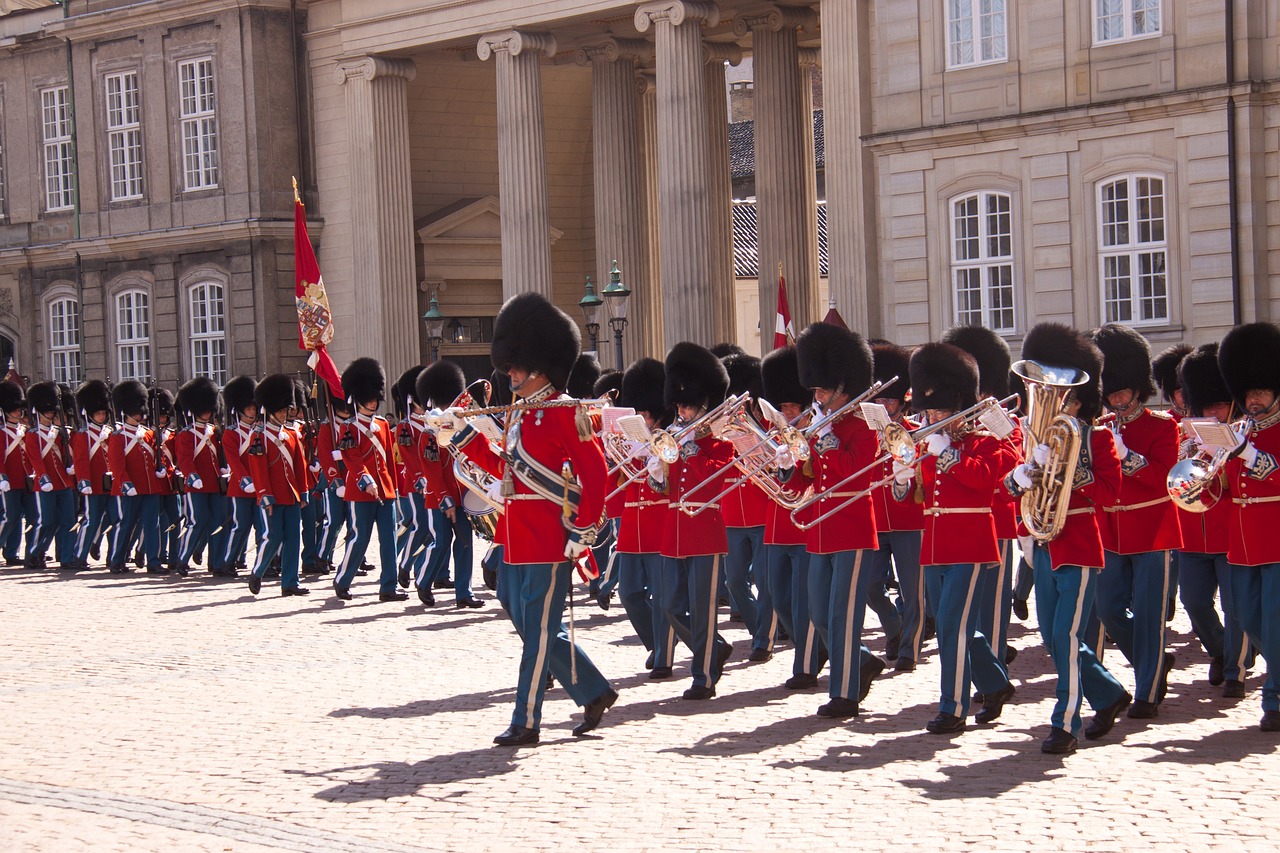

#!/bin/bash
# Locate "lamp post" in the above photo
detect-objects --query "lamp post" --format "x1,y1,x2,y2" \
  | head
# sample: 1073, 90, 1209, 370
578, 275, 603, 355
602, 260, 632, 369
422, 292, 446, 363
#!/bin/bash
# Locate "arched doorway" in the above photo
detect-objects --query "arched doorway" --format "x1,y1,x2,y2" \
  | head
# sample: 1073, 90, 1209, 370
0, 334, 14, 371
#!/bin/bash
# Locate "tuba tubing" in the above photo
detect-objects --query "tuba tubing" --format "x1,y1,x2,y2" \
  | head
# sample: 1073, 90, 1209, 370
1012, 359, 1086, 543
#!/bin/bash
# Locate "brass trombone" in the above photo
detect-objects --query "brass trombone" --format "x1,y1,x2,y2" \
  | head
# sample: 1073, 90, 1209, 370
800, 376, 898, 440
1165, 416, 1245, 513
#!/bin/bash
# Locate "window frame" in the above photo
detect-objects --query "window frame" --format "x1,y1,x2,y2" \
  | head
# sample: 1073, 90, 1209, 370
114, 287, 152, 382
945, 0, 1009, 70
948, 189, 1017, 335
105, 70, 144, 202
40, 84, 76, 213
46, 292, 82, 385
178, 57, 219, 192
187, 279, 228, 385
1096, 172, 1170, 328
1092, 0, 1162, 47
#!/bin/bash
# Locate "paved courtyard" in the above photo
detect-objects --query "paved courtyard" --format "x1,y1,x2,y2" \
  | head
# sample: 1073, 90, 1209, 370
1, 544, 1277, 852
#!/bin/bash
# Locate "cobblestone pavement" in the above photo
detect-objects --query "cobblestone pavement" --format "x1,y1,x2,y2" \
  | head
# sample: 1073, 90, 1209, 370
1, 544, 1278, 852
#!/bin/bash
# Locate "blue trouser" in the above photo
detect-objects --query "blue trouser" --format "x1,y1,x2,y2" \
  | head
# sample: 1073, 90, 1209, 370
617, 551, 674, 667
300, 489, 321, 566
0, 489, 27, 561
110, 494, 158, 567
1098, 550, 1171, 704
1180, 551, 1249, 681
75, 494, 113, 563
220, 496, 259, 572
874, 530, 923, 662
809, 549, 876, 702
590, 519, 618, 596
726, 525, 773, 652
318, 485, 345, 563
866, 546, 903, 653
399, 496, 432, 581
421, 508, 474, 598
495, 559, 610, 728
335, 499, 398, 594
766, 543, 825, 677
925, 562, 1009, 718
1229, 562, 1280, 713
157, 493, 180, 565
178, 492, 225, 568
251, 502, 301, 589
661, 554, 732, 689
1033, 547, 1127, 738
33, 488, 75, 563
976, 540, 1017, 665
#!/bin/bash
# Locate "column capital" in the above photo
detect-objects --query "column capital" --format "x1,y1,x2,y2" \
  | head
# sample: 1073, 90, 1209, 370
703, 42, 743, 67
635, 1, 720, 33
731, 4, 818, 39
635, 70, 657, 96
334, 56, 416, 86
798, 47, 821, 68
477, 30, 557, 62
574, 37, 653, 66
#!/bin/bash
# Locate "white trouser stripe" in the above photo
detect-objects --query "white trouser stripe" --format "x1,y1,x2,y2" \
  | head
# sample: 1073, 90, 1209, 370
1065, 568, 1090, 730
839, 551, 864, 696
525, 569, 558, 725
950, 564, 983, 709
703, 555, 722, 680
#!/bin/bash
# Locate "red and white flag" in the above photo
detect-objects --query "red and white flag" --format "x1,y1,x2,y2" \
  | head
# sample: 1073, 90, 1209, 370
293, 179, 343, 397
773, 271, 795, 350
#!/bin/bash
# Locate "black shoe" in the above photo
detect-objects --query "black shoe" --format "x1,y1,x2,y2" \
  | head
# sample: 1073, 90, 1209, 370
1223, 679, 1246, 699
1127, 699, 1159, 719
923, 616, 936, 643
89, 544, 100, 561
397, 567, 410, 588
1156, 652, 1176, 703
281, 586, 310, 596
417, 587, 436, 606
973, 692, 986, 706
645, 649, 656, 670
649, 666, 673, 680
1208, 655, 1225, 687
455, 596, 484, 609
546, 672, 555, 689
1261, 710, 1280, 732
1165, 596, 1177, 623
776, 626, 790, 643
380, 591, 409, 602
785, 673, 819, 690
859, 655, 886, 702
925, 712, 965, 734
433, 578, 452, 590
247, 575, 261, 595
192, 551, 202, 566
748, 648, 773, 662
975, 683, 1016, 725
572, 688, 619, 736
1012, 597, 1029, 621
175, 563, 189, 578
147, 565, 171, 575
714, 640, 733, 675
302, 562, 323, 576
315, 561, 332, 575
885, 634, 901, 662
816, 697, 859, 719
1084, 690, 1132, 740
682, 685, 716, 700
333, 585, 352, 601
1004, 646, 1018, 666
596, 591, 612, 611
729, 611, 743, 623
263, 567, 281, 580
493, 725, 539, 746
894, 656, 917, 673
1041, 727, 1078, 754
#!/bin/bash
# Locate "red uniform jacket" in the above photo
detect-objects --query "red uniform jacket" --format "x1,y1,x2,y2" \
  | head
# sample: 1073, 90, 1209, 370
907, 431, 1002, 566
246, 421, 307, 505
72, 423, 112, 494
341, 414, 397, 502
154, 427, 178, 496
316, 420, 344, 484
1225, 410, 1280, 566
293, 422, 318, 492
1099, 408, 1182, 554
26, 422, 73, 491
764, 479, 808, 547
454, 391, 607, 565
108, 422, 165, 496
992, 422, 1024, 540
223, 421, 259, 498
616, 477, 670, 554
175, 423, 221, 494
651, 431, 733, 559
871, 415, 925, 534
721, 472, 769, 528
1, 421, 29, 490
786, 412, 879, 554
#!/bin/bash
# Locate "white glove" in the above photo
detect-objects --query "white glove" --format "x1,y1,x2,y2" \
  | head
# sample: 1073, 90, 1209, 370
309, 460, 321, 474
220, 466, 231, 478
443, 407, 468, 432
893, 459, 915, 485
1234, 428, 1259, 469
65, 466, 75, 476
155, 468, 167, 479
564, 538, 590, 561
0, 479, 9, 493
80, 485, 93, 496
190, 478, 204, 491
1013, 463, 1036, 490
646, 455, 665, 483
774, 445, 796, 471
39, 480, 53, 493
485, 478, 505, 505
335, 484, 346, 499
925, 433, 951, 457
1032, 443, 1051, 467
814, 402, 832, 438
1111, 430, 1129, 460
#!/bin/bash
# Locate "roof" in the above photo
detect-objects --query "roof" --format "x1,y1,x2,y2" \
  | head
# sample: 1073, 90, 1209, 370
731, 201, 828, 279
730, 109, 825, 181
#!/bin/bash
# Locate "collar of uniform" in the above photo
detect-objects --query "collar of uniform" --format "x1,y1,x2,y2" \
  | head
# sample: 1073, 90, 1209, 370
264, 421, 284, 437
522, 384, 558, 405
1116, 405, 1146, 426
1252, 407, 1280, 432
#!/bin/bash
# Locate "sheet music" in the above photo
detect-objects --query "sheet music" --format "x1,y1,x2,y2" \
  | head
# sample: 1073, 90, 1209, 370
470, 415, 504, 445
602, 406, 636, 434
616, 414, 652, 443
861, 402, 891, 434
1184, 418, 1235, 452
978, 404, 1016, 440
757, 398, 788, 432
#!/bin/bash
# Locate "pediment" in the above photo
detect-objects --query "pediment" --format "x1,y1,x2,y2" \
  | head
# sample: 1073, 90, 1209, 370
416, 195, 563, 244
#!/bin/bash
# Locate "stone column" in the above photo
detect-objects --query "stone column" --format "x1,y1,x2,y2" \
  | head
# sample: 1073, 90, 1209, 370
819, 1, 878, 334
335, 56, 420, 371
799, 48, 822, 321
577, 39, 654, 368
636, 72, 664, 359
635, 1, 721, 348
735, 5, 820, 346
477, 30, 557, 301
704, 44, 742, 348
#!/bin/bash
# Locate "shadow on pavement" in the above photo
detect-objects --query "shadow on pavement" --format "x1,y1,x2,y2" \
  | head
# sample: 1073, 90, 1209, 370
897, 731, 1069, 799
775, 727, 968, 775
329, 686, 516, 719
405, 614, 497, 632
288, 747, 520, 802
1138, 725, 1280, 765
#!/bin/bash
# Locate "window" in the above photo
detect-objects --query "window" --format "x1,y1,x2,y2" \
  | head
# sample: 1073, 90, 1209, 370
178, 58, 218, 190
947, 0, 1007, 68
950, 191, 1015, 333
188, 281, 227, 384
1098, 175, 1167, 326
41, 85, 75, 211
105, 71, 143, 201
1095, 0, 1160, 45
115, 288, 151, 381
48, 296, 81, 385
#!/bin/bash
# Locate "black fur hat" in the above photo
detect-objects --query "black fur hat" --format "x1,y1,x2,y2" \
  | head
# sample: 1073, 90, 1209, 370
113, 380, 149, 418
488, 368, 513, 408
0, 380, 24, 414
176, 377, 219, 418
710, 342, 746, 360
796, 322, 873, 394
490, 292, 580, 392
59, 384, 74, 413
941, 325, 1010, 398
593, 369, 623, 402
75, 379, 112, 416
1180, 343, 1232, 417
415, 360, 466, 410
255, 374, 296, 415
324, 384, 351, 416
1219, 322, 1280, 407
761, 346, 809, 408
149, 387, 175, 418
567, 353, 601, 399
1021, 322, 1104, 422
1091, 323, 1156, 402
620, 358, 668, 423
27, 381, 60, 415
222, 376, 257, 416
394, 366, 424, 416
723, 353, 763, 399
870, 342, 912, 403
665, 342, 729, 410
909, 343, 979, 412
342, 357, 386, 407
1152, 344, 1193, 405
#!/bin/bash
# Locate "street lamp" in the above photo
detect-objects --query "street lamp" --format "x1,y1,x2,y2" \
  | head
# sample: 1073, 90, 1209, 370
602, 260, 632, 369
422, 292, 446, 363
578, 275, 603, 355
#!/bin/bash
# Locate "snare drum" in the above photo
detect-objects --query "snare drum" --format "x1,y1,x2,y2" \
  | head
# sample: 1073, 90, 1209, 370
461, 489, 498, 541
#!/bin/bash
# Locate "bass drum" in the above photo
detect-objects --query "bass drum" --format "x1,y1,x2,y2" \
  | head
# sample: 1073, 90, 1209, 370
461, 489, 499, 542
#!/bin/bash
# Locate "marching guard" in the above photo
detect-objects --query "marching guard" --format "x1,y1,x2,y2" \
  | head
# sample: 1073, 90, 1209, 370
69, 380, 115, 572
219, 376, 261, 578
174, 378, 227, 577
245, 374, 311, 597
0, 380, 30, 566
107, 381, 164, 575
24, 382, 74, 570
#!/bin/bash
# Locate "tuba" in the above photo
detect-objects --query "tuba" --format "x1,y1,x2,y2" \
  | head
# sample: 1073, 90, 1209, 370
1012, 359, 1087, 543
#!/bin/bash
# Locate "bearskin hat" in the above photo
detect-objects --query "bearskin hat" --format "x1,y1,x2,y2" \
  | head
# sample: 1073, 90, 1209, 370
415, 360, 466, 410
664, 342, 729, 409
1152, 344, 1193, 405
870, 342, 912, 403
723, 353, 763, 399
761, 346, 809, 408
593, 369, 623, 403
255, 374, 296, 415
342, 357, 386, 407
0, 380, 21, 413
489, 368, 514, 408
796, 322, 873, 395
619, 358, 668, 423
710, 342, 746, 360
1021, 322, 1104, 422
940, 325, 1010, 398
1219, 322, 1280, 407
324, 384, 352, 416
222, 376, 257, 416
59, 384, 74, 413
112, 380, 149, 418
1179, 344, 1232, 417
394, 366, 424, 416
176, 377, 219, 418
27, 381, 60, 415
909, 343, 978, 412
490, 292, 580, 392
150, 387, 175, 418
567, 353, 601, 399
1091, 323, 1156, 402
75, 379, 112, 416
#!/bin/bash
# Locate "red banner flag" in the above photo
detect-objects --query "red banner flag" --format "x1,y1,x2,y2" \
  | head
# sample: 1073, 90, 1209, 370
293, 181, 343, 397
774, 270, 795, 351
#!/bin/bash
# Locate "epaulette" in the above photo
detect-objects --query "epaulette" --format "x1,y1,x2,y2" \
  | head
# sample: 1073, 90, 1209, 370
1148, 409, 1173, 421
